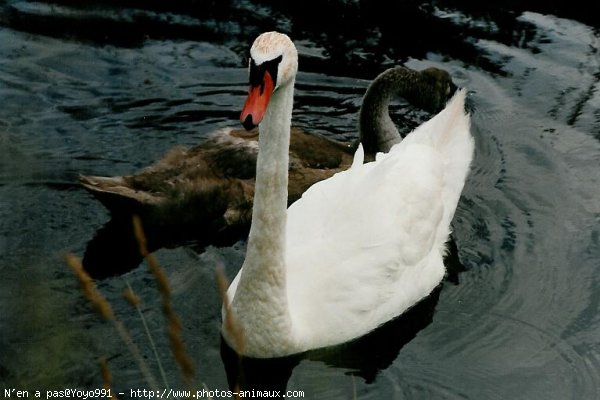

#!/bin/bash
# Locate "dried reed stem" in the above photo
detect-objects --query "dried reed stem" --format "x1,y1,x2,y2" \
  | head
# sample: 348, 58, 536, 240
99, 357, 118, 399
123, 285, 141, 308
215, 265, 245, 355
124, 280, 170, 390
65, 253, 159, 391
132, 215, 195, 385
66, 253, 113, 320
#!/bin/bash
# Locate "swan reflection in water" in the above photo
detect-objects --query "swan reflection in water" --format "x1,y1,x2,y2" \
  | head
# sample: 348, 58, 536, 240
220, 286, 442, 391
220, 237, 465, 391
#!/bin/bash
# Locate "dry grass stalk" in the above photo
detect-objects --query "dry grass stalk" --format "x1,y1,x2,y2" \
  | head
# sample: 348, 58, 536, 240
124, 281, 170, 390
214, 265, 245, 355
132, 215, 195, 384
123, 286, 141, 308
99, 357, 118, 399
66, 253, 113, 320
65, 253, 159, 391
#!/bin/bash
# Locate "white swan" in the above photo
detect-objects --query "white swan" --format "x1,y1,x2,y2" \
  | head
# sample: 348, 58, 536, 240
222, 32, 474, 358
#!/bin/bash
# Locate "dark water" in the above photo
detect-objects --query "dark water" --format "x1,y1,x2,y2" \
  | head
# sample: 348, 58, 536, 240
1, 1, 600, 398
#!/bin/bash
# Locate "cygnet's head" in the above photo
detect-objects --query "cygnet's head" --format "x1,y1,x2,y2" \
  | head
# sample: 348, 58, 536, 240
416, 67, 458, 112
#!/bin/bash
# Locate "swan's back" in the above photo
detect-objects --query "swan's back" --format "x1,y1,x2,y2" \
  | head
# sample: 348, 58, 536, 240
284, 90, 473, 350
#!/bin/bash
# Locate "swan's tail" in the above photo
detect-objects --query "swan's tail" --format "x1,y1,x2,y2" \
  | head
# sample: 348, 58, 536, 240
407, 89, 470, 147
404, 88, 474, 228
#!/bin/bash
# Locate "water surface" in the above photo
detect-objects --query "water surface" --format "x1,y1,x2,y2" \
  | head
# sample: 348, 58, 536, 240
1, 2, 600, 398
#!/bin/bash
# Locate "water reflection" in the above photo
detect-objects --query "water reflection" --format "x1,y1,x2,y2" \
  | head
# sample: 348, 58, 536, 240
83, 213, 248, 278
6, 0, 597, 78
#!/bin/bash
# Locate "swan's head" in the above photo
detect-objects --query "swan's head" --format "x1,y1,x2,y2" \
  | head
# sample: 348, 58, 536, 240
240, 32, 298, 130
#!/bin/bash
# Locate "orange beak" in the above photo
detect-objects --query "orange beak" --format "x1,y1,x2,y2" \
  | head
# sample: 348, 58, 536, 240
240, 70, 275, 131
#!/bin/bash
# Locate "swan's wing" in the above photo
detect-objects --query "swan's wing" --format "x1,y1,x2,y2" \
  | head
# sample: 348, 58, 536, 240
285, 142, 448, 346
394, 89, 474, 227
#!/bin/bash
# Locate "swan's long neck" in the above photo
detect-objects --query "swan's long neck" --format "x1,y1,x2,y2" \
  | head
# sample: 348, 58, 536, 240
359, 67, 429, 159
230, 80, 295, 355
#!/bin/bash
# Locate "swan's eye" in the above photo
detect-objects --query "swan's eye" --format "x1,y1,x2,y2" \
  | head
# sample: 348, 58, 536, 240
249, 55, 283, 94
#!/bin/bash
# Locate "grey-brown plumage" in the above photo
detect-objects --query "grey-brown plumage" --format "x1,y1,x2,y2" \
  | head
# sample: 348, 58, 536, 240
81, 126, 353, 231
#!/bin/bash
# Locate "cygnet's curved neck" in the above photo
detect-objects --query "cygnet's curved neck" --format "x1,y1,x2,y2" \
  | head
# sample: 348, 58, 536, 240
230, 80, 295, 354
359, 66, 444, 160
